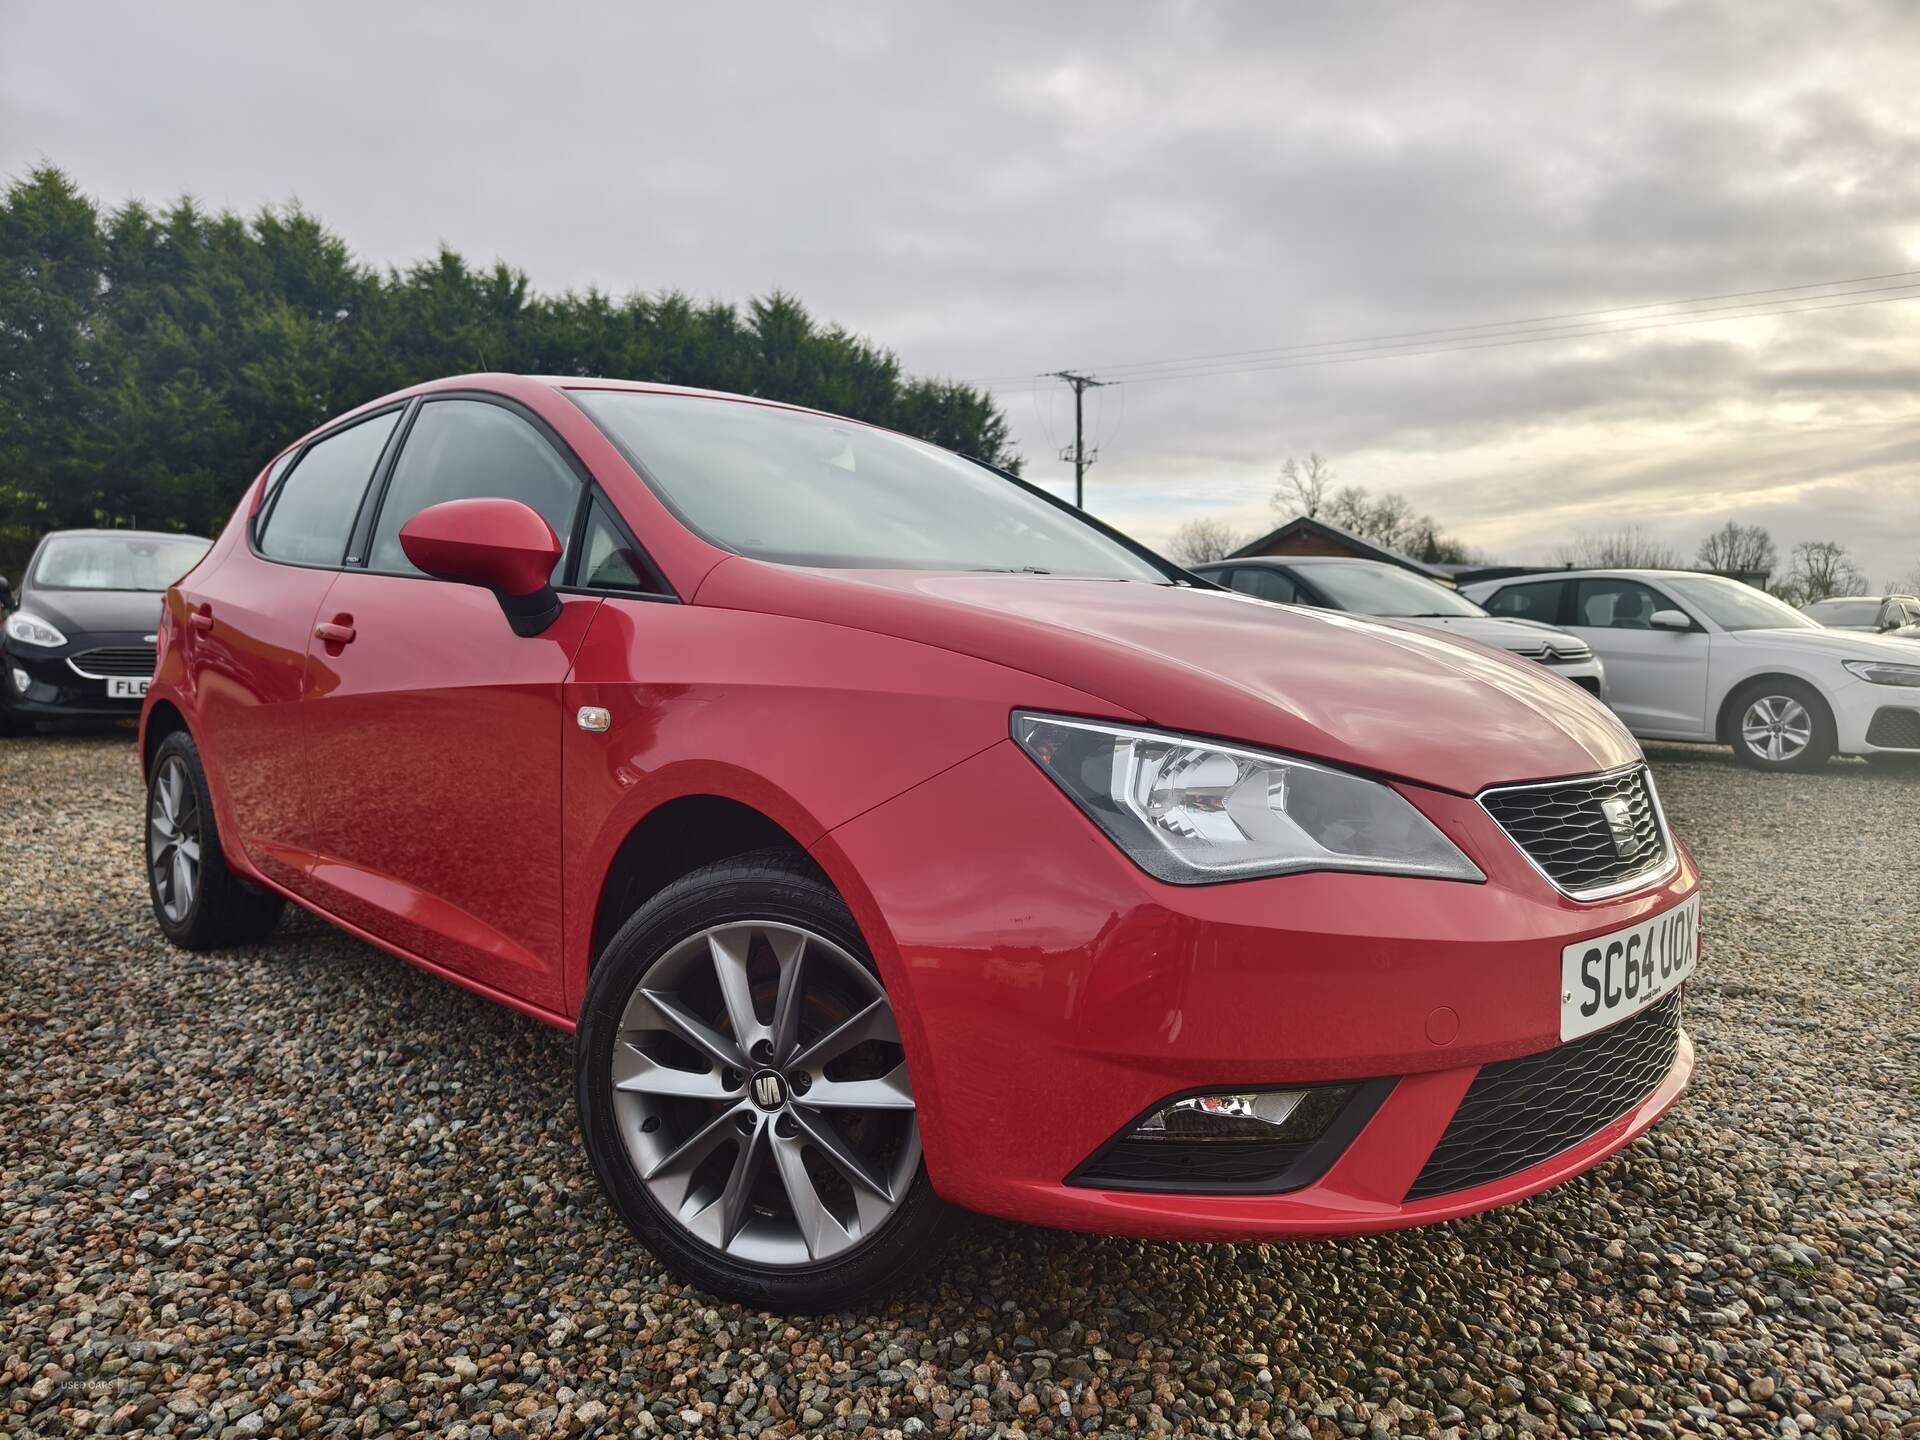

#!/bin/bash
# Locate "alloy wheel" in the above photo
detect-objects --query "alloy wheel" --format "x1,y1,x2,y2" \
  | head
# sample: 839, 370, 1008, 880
1741, 695, 1812, 763
148, 755, 202, 923
611, 921, 919, 1267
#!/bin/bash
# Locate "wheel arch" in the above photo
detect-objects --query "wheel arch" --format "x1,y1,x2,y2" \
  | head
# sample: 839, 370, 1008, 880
141, 698, 190, 779
1715, 670, 1836, 746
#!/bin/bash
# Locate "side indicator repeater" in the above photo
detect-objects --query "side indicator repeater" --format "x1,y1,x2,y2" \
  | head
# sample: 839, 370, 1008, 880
576, 706, 611, 733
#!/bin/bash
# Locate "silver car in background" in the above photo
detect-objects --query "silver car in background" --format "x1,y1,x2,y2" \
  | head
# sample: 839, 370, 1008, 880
1192, 556, 1608, 698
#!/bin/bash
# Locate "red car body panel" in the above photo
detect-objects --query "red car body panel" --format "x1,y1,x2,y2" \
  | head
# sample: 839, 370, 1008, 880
143, 372, 1699, 1242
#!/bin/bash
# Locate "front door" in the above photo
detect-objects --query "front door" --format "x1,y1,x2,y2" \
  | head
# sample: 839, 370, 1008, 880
294, 394, 599, 1013
1564, 577, 1710, 738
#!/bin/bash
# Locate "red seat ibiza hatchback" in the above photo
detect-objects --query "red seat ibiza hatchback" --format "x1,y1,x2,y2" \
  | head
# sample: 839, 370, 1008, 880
141, 374, 1700, 1308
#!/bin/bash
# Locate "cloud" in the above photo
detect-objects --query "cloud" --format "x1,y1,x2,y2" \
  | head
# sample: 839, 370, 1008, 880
4, 0, 1918, 584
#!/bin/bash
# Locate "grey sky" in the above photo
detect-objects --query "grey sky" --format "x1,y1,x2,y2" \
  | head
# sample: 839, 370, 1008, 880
5, 0, 1918, 584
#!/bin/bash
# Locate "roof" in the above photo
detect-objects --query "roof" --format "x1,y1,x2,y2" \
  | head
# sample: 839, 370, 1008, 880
37, 528, 212, 542
1227, 514, 1452, 578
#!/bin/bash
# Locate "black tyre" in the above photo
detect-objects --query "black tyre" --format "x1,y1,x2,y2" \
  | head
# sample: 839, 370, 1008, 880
145, 730, 285, 950
577, 848, 949, 1311
1727, 678, 1834, 772
0, 704, 31, 738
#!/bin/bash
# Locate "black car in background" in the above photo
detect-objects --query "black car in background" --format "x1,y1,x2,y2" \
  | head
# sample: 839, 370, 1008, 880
1, 529, 212, 734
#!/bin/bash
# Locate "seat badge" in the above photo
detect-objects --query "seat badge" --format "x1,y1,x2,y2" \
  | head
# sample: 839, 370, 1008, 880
1599, 796, 1634, 855
576, 706, 612, 733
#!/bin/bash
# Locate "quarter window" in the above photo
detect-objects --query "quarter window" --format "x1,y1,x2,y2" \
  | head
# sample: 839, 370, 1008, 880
257, 412, 401, 566
1483, 579, 1565, 622
367, 399, 581, 578
579, 501, 654, 592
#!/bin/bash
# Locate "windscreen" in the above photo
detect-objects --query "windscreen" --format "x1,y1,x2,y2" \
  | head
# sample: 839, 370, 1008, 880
1803, 599, 1879, 626
1665, 575, 1820, 631
31, 534, 211, 591
1301, 561, 1484, 617
570, 390, 1167, 581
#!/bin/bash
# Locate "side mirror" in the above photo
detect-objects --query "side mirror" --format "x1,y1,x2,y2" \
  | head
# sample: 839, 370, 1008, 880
399, 497, 562, 637
0, 576, 12, 610
1648, 608, 1692, 632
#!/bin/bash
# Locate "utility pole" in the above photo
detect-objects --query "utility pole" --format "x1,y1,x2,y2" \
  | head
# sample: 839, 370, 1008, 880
1050, 371, 1108, 509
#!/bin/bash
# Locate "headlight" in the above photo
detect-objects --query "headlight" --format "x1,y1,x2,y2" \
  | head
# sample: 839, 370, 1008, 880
1843, 659, 1920, 688
1011, 711, 1484, 885
4, 610, 66, 648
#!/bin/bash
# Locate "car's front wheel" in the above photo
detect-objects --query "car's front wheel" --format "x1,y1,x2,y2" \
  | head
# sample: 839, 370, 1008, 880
145, 730, 286, 949
577, 850, 948, 1310
1728, 678, 1835, 772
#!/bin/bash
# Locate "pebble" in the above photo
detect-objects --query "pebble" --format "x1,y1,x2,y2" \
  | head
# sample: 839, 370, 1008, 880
2, 734, 1915, 1437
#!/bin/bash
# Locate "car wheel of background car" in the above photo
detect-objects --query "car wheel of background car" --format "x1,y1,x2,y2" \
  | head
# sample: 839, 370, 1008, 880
1728, 678, 1835, 772
576, 848, 949, 1311
145, 730, 286, 950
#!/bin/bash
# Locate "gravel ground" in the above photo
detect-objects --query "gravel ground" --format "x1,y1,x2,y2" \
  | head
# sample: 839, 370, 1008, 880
2, 733, 1915, 1440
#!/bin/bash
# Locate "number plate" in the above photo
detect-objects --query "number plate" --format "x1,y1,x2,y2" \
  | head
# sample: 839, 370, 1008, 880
1560, 894, 1699, 1041
108, 677, 150, 699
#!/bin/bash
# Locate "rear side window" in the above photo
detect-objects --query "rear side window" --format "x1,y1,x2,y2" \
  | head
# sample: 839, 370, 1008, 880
1483, 579, 1565, 623
258, 412, 401, 566
367, 399, 581, 578
1573, 578, 1667, 629
1229, 568, 1299, 603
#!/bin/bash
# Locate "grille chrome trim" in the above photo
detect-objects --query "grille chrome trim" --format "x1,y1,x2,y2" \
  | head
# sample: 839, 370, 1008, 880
66, 645, 159, 680
1477, 763, 1677, 902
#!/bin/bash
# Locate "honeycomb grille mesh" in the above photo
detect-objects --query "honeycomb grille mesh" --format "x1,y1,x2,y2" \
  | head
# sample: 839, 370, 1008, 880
1866, 707, 1920, 750
1407, 993, 1682, 1201
1480, 767, 1668, 896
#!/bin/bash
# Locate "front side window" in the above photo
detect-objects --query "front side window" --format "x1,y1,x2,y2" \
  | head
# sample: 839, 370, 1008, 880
258, 411, 401, 566
1803, 598, 1879, 627
31, 533, 211, 592
1572, 578, 1671, 630
368, 399, 581, 578
570, 390, 1167, 581
1482, 579, 1565, 622
1664, 575, 1817, 632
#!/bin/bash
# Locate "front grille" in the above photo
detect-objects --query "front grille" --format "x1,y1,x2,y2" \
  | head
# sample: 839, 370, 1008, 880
1545, 644, 1595, 664
1480, 766, 1670, 899
66, 645, 157, 679
1407, 993, 1682, 1200
1866, 707, 1920, 750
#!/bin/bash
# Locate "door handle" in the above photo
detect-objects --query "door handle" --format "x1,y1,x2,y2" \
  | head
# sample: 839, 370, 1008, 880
314, 621, 357, 646
188, 606, 214, 633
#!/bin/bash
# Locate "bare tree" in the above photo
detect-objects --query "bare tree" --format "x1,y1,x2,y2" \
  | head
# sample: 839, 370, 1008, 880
1272, 453, 1335, 519
1780, 539, 1868, 605
1553, 526, 1682, 569
1695, 522, 1777, 577
1167, 516, 1245, 566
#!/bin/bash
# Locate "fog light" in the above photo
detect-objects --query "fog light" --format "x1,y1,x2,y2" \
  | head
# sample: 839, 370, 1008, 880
1130, 1086, 1352, 1143
9, 667, 28, 695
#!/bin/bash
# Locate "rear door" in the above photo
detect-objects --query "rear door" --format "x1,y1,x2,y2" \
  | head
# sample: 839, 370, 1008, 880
186, 410, 401, 890
295, 395, 601, 1013
1563, 577, 1710, 738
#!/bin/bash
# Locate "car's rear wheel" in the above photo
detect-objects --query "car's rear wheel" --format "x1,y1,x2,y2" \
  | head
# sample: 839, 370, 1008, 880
577, 849, 948, 1310
145, 730, 285, 949
1728, 678, 1834, 772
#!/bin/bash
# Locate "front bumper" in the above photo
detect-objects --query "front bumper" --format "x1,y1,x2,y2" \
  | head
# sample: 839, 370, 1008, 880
816, 738, 1699, 1240
1830, 675, 1920, 753
2, 635, 152, 720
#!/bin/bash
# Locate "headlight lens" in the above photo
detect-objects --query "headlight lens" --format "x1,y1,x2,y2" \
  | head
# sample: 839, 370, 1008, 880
4, 610, 67, 648
1843, 659, 1920, 687
1012, 711, 1484, 885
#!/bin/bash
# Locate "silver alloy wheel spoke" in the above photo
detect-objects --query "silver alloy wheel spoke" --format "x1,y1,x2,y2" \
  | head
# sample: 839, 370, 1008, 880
149, 757, 201, 923
611, 919, 918, 1267
1743, 696, 1811, 761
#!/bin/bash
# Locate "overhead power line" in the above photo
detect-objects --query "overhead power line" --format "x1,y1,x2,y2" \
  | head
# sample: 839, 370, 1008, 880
972, 268, 1920, 393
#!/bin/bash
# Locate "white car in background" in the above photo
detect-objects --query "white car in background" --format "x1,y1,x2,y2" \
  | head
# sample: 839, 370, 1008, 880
1462, 569, 1920, 771
1192, 556, 1608, 698
1801, 594, 1920, 639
